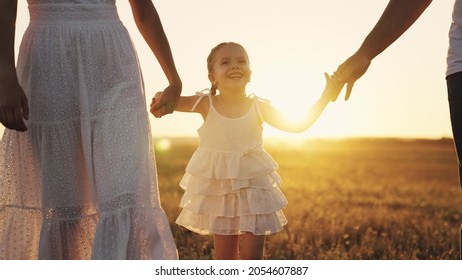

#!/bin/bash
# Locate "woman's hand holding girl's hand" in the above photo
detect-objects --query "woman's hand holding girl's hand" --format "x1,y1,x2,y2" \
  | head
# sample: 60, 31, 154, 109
150, 82, 182, 118
150, 91, 163, 118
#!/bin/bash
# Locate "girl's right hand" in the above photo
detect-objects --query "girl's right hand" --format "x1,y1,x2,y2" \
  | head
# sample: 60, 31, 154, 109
0, 79, 29, 131
150, 81, 182, 118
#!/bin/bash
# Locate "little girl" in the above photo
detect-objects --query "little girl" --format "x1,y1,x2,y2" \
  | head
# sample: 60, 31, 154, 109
151, 42, 341, 260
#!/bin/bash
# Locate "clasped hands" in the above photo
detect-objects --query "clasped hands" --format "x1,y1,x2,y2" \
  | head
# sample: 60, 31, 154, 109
150, 83, 181, 118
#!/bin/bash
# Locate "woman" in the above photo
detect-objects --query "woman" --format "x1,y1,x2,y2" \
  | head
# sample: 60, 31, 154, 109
0, 0, 180, 259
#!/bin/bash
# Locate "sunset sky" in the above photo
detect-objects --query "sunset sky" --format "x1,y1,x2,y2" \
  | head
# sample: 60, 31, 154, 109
8, 0, 455, 139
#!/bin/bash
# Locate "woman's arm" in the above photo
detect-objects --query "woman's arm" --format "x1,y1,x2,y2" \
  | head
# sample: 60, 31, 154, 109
0, 0, 29, 131
261, 74, 341, 133
128, 0, 182, 116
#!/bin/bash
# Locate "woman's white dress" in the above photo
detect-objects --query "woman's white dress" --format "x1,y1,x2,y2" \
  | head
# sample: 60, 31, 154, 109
0, 0, 177, 259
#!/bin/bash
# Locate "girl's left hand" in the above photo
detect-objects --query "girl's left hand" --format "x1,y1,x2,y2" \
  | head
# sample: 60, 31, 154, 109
323, 73, 343, 102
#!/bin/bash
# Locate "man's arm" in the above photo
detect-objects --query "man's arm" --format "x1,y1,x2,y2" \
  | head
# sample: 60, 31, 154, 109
335, 0, 432, 100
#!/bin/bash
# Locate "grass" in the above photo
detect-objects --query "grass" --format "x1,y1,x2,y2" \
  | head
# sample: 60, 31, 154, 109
155, 138, 462, 259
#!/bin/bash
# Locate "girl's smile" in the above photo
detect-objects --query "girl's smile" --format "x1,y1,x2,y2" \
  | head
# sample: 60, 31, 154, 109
227, 72, 244, 79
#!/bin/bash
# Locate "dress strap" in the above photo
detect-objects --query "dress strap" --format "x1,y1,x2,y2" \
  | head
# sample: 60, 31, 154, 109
191, 89, 211, 112
248, 94, 270, 122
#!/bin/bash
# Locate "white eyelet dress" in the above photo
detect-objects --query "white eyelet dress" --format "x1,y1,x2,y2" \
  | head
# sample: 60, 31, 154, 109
0, 0, 177, 259
176, 93, 288, 235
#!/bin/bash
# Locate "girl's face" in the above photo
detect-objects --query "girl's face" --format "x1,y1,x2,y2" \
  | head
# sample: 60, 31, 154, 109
209, 44, 251, 93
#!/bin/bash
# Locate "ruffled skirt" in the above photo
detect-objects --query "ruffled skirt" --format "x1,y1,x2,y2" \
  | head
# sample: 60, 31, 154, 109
176, 171, 288, 235
0, 3, 177, 259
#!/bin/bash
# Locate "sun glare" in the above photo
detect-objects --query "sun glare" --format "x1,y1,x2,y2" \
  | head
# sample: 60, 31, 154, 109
249, 63, 344, 139
154, 138, 171, 152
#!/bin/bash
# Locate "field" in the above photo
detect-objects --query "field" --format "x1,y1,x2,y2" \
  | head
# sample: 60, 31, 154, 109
154, 138, 462, 260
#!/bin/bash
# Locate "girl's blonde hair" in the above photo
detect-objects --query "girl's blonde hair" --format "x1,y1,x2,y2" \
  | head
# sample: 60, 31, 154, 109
206, 42, 249, 95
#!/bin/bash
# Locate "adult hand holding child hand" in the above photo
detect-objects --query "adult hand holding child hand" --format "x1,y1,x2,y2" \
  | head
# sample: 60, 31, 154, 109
323, 72, 343, 102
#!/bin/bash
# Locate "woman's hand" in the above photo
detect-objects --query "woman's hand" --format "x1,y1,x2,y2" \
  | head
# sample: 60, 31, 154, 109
0, 78, 29, 131
150, 82, 181, 118
150, 91, 163, 118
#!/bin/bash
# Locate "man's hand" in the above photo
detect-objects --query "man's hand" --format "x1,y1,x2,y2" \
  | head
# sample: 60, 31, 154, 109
333, 51, 371, 101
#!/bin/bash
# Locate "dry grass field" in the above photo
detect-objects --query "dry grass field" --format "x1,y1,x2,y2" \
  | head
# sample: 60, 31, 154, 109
154, 138, 462, 260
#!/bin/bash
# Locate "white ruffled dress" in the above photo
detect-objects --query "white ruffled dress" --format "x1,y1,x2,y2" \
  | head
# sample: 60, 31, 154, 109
0, 0, 177, 260
176, 93, 288, 235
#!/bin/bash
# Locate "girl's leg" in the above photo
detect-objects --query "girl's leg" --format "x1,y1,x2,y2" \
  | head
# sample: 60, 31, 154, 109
240, 233, 265, 260
213, 234, 239, 260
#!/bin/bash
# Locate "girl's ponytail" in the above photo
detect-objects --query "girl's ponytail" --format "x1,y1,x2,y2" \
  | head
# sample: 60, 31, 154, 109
210, 84, 217, 95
